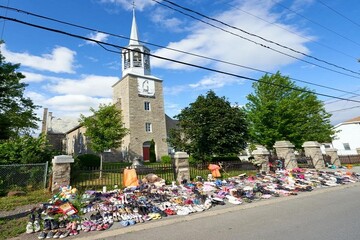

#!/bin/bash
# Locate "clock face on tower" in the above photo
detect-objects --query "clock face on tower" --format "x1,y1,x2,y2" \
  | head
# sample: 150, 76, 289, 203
138, 78, 155, 96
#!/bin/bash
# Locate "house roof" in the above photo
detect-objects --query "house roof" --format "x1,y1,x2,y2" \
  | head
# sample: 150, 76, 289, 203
333, 116, 360, 129
344, 116, 360, 123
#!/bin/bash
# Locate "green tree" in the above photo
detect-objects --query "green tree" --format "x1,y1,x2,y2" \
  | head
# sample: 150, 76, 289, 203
0, 49, 39, 139
245, 72, 335, 150
0, 134, 55, 164
79, 104, 128, 177
171, 90, 248, 162
149, 139, 156, 163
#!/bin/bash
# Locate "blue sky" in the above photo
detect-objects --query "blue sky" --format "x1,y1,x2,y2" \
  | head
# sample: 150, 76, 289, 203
1, 0, 360, 132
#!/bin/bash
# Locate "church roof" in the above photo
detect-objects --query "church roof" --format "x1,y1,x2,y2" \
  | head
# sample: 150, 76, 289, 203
129, 9, 140, 45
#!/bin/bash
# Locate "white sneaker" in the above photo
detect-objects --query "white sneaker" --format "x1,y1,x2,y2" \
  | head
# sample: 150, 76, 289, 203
26, 222, 34, 234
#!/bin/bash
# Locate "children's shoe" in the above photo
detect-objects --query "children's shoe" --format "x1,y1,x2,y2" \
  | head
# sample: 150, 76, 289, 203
53, 230, 62, 239
26, 221, 34, 234
34, 219, 41, 232
51, 219, 59, 230
43, 219, 51, 231
46, 230, 54, 239
59, 230, 70, 239
37, 231, 47, 239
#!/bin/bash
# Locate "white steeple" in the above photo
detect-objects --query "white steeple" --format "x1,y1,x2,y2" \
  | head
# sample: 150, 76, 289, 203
129, 8, 140, 46
122, 6, 151, 77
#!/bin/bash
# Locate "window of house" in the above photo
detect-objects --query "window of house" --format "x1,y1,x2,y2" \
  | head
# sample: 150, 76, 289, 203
144, 101, 151, 111
343, 143, 351, 150
145, 122, 152, 133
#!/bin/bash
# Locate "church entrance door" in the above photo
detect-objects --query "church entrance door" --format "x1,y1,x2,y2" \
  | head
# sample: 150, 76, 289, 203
142, 141, 151, 161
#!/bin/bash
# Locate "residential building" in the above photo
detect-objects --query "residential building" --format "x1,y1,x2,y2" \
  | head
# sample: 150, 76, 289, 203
331, 116, 360, 155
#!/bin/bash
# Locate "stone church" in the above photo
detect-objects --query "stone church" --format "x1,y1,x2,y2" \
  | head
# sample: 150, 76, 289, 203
45, 10, 176, 162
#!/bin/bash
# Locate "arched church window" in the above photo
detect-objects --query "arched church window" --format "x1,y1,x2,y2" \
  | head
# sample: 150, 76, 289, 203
133, 48, 142, 67
144, 50, 150, 70
123, 50, 130, 69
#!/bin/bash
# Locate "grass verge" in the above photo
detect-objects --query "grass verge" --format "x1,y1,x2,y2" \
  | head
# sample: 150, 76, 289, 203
0, 216, 28, 240
0, 189, 52, 211
0, 189, 52, 239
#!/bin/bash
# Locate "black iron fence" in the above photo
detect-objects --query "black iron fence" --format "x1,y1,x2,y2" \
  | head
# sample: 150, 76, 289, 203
297, 156, 314, 168
72, 161, 258, 190
72, 163, 175, 190
189, 161, 257, 180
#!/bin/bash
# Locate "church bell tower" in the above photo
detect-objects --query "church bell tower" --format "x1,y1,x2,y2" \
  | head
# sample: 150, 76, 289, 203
112, 8, 168, 162
122, 9, 151, 77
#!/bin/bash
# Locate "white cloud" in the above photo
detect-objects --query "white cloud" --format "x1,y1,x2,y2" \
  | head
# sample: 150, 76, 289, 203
189, 74, 244, 90
85, 32, 109, 45
104, 60, 121, 70
151, 0, 312, 76
22, 71, 47, 83
86, 56, 99, 62
45, 95, 112, 115
25, 91, 47, 103
164, 84, 189, 95
45, 75, 119, 98
1, 44, 76, 73
165, 102, 182, 118
150, 7, 185, 32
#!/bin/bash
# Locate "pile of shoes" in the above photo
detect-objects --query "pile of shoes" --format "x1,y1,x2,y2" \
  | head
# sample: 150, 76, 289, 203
25, 168, 360, 239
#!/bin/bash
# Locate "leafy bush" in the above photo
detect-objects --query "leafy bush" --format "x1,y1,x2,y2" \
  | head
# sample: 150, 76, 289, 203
211, 156, 240, 162
0, 134, 54, 164
149, 139, 156, 163
161, 155, 172, 164
189, 155, 198, 164
71, 154, 100, 182
75, 154, 100, 168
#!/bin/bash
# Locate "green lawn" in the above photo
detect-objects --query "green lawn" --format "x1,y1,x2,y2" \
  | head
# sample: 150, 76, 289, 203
0, 217, 28, 240
0, 189, 52, 211
0, 189, 53, 240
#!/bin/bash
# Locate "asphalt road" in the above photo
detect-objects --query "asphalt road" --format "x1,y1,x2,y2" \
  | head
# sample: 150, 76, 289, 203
69, 182, 360, 240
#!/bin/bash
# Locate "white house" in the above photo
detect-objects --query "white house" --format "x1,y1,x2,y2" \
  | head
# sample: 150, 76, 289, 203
331, 116, 360, 155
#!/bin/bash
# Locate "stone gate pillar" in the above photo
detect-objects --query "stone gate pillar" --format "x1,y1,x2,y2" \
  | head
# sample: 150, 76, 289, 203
51, 155, 74, 193
302, 141, 325, 169
325, 148, 341, 167
252, 148, 270, 173
273, 141, 298, 170
172, 152, 190, 184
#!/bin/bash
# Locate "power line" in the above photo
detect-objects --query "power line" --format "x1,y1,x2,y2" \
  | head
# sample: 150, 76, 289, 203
1, 5, 359, 97
226, 2, 358, 61
325, 89, 360, 105
3, 15, 360, 105
0, 0, 9, 40
328, 105, 360, 113
271, 0, 360, 48
153, 0, 360, 78
316, 0, 360, 29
